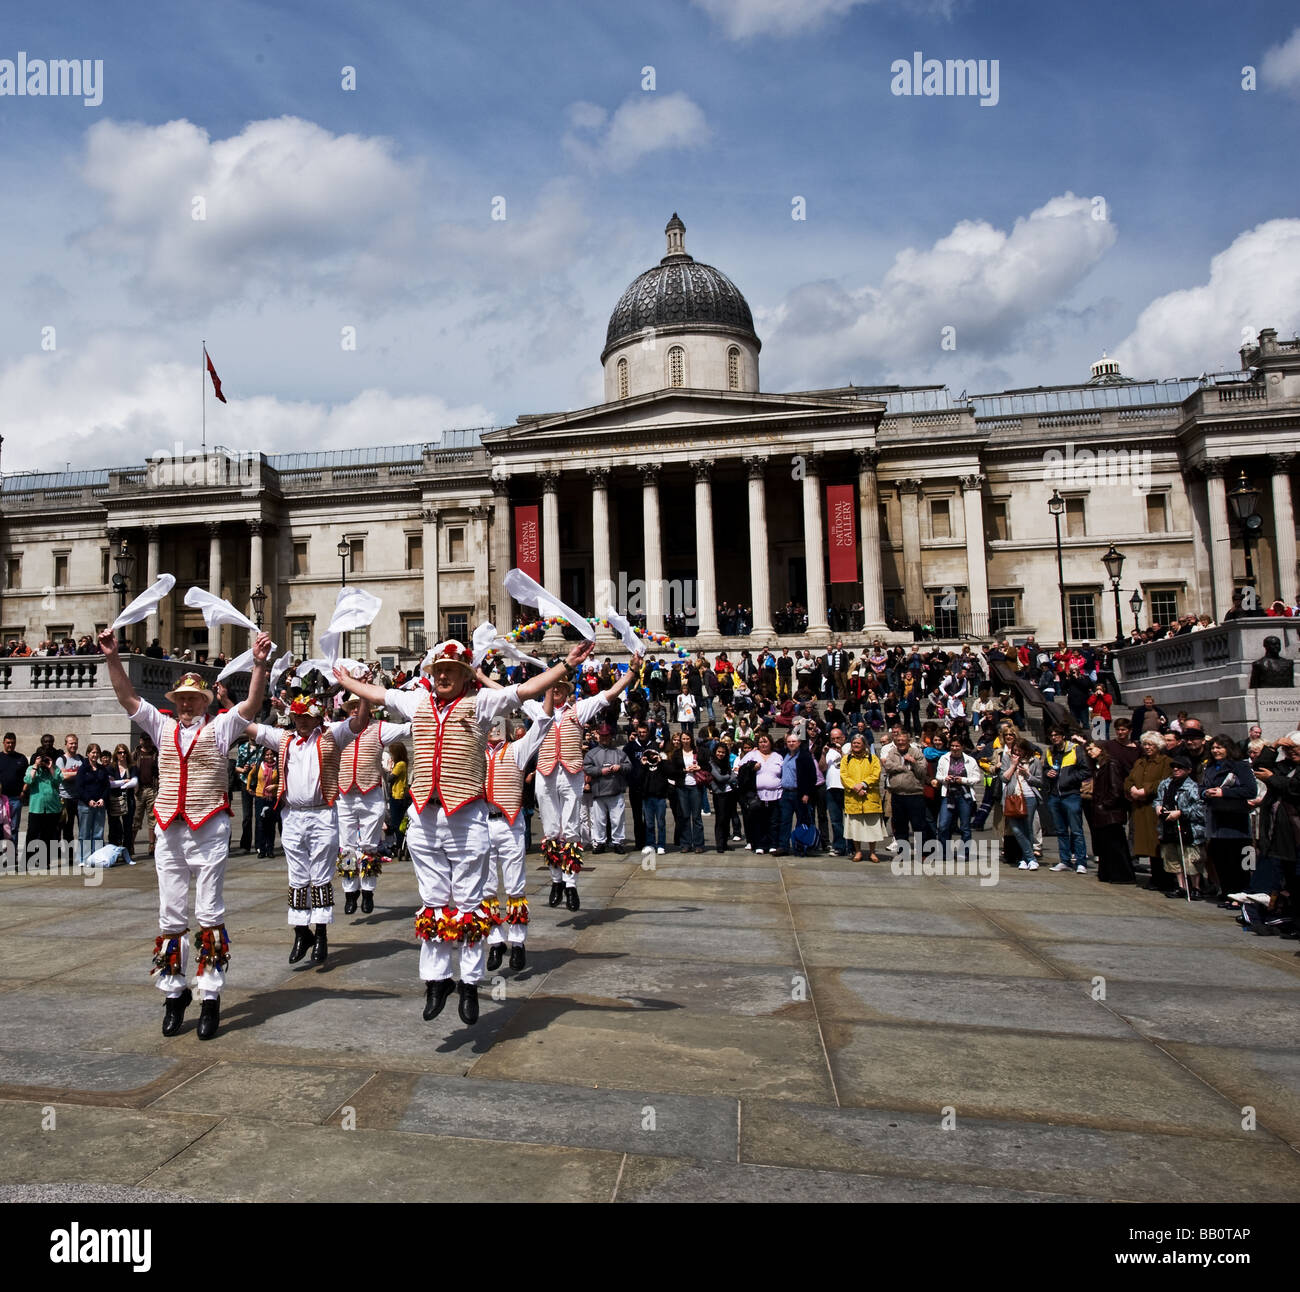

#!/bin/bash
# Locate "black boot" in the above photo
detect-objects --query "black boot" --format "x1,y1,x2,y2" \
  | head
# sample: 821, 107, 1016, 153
423, 977, 455, 1020
486, 943, 505, 972
344, 891, 358, 915
457, 981, 479, 1025
360, 890, 374, 914
548, 881, 565, 907
565, 885, 580, 911
311, 924, 328, 966
509, 944, 526, 971
289, 925, 314, 963
161, 988, 192, 1037
196, 997, 220, 1041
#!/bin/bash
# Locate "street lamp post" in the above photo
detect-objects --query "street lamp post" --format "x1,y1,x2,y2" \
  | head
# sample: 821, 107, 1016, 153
1129, 589, 1143, 637
111, 541, 135, 649
1101, 544, 1126, 648
251, 584, 267, 630
1227, 471, 1263, 611
1048, 490, 1068, 643
337, 538, 350, 587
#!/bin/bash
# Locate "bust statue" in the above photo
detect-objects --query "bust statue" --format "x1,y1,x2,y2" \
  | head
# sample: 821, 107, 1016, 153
1249, 635, 1294, 688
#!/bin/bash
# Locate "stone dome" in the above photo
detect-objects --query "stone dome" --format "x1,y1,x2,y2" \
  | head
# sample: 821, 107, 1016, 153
602, 214, 760, 360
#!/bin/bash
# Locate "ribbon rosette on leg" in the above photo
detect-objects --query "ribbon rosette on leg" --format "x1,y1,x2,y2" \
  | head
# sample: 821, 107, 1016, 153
358, 849, 386, 879
194, 926, 230, 975
506, 895, 530, 926
560, 840, 584, 876
337, 848, 359, 881
481, 895, 503, 926
414, 906, 437, 941
150, 931, 187, 976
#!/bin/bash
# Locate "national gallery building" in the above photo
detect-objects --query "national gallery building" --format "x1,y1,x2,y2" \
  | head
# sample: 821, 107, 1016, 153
2, 214, 1299, 665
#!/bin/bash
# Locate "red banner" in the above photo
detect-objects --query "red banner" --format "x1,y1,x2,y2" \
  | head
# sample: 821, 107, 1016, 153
827, 484, 857, 583
514, 505, 541, 583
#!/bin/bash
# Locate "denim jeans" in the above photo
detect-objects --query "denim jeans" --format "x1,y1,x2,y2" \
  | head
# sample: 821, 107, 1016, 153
1048, 792, 1087, 867
77, 803, 105, 861
936, 793, 973, 855
643, 796, 667, 849
678, 784, 704, 849
1004, 797, 1039, 864
827, 787, 846, 854
6, 794, 21, 839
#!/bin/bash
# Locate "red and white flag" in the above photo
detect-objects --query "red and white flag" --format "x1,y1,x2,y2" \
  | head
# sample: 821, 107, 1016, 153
204, 347, 227, 403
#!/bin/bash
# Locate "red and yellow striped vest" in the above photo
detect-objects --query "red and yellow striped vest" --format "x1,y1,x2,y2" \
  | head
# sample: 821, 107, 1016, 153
339, 722, 384, 795
484, 740, 525, 825
154, 717, 229, 829
276, 728, 341, 809
409, 689, 487, 815
538, 705, 584, 776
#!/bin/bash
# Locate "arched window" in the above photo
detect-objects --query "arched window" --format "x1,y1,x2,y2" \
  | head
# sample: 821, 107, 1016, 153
668, 346, 684, 388
617, 357, 628, 399
727, 347, 740, 390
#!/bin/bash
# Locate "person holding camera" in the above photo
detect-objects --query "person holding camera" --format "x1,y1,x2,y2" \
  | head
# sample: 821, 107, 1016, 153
640, 741, 670, 854
23, 752, 62, 864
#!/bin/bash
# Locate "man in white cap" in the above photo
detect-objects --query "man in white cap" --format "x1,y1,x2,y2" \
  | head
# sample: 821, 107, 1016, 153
524, 657, 639, 911
243, 687, 370, 967
335, 690, 410, 916
98, 626, 273, 1041
334, 638, 592, 1025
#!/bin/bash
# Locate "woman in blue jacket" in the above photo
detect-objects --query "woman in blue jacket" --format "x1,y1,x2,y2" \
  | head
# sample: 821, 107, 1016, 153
1202, 734, 1258, 906
74, 743, 111, 861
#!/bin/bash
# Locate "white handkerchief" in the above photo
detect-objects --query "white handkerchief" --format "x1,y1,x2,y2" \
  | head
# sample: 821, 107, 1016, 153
111, 574, 175, 631
328, 586, 382, 635
605, 606, 644, 656
472, 622, 545, 671
184, 586, 258, 633
270, 653, 297, 691
217, 648, 256, 682
503, 568, 594, 641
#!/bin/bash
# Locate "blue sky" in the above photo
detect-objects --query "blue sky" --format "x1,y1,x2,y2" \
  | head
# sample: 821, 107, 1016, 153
2, 0, 1298, 470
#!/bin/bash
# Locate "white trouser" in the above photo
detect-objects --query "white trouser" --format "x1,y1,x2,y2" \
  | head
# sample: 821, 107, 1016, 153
590, 794, 626, 845
580, 795, 593, 847
336, 790, 386, 892
536, 767, 584, 840
407, 799, 490, 984
484, 813, 528, 945
282, 806, 338, 926
154, 814, 230, 998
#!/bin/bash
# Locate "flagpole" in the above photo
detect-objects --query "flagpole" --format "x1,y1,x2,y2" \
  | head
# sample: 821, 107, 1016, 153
201, 339, 206, 454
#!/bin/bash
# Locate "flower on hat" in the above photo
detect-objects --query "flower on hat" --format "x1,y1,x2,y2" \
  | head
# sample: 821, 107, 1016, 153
289, 696, 324, 718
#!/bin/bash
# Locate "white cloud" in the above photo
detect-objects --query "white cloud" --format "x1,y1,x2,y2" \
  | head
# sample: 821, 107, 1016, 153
1111, 219, 1300, 377
691, 0, 870, 39
1261, 26, 1300, 95
765, 192, 1117, 388
562, 92, 711, 171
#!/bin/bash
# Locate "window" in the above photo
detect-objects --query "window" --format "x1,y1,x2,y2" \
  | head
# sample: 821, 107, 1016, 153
878, 503, 890, 541
884, 594, 899, 621
990, 594, 1019, 634
1068, 592, 1097, 640
987, 501, 1009, 542
344, 629, 369, 660
931, 592, 960, 638
289, 620, 313, 659
101, 549, 110, 585
727, 347, 740, 390
448, 527, 466, 564
930, 499, 951, 539
402, 614, 425, 655
348, 538, 365, 573
1145, 495, 1168, 533
1065, 497, 1086, 537
406, 534, 423, 570
5, 556, 20, 589
668, 346, 684, 388
53, 553, 69, 588
1148, 588, 1179, 625
47, 624, 71, 642
617, 357, 629, 399
446, 610, 469, 642
292, 540, 309, 577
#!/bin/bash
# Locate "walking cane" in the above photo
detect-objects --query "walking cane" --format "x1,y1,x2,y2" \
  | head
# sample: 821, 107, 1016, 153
1175, 819, 1191, 903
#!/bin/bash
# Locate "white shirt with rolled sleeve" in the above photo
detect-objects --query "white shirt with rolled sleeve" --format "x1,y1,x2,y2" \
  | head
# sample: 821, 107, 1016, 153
132, 699, 248, 759
250, 719, 359, 810
385, 682, 523, 733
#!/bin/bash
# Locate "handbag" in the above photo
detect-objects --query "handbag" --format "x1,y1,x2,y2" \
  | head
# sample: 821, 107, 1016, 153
791, 821, 821, 851
1003, 791, 1027, 819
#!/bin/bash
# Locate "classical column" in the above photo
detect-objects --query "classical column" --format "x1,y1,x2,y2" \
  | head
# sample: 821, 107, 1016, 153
145, 525, 160, 648
1271, 454, 1297, 607
248, 519, 264, 631
694, 462, 720, 640
469, 505, 490, 625
490, 479, 510, 627
960, 474, 990, 636
745, 456, 774, 636
207, 522, 223, 657
898, 479, 924, 620
541, 471, 563, 642
422, 506, 440, 644
640, 463, 664, 635
802, 452, 829, 637
588, 465, 615, 639
1203, 461, 1234, 619
856, 449, 885, 629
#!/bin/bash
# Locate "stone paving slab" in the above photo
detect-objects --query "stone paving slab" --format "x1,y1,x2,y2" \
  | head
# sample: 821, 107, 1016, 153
149, 1059, 375, 1123
1103, 983, 1300, 1050
990, 910, 1268, 948
1162, 1042, 1300, 1144
737, 1101, 1300, 1202
792, 905, 1001, 938
575, 921, 801, 966
0, 1048, 177, 1094
798, 931, 1052, 977
783, 883, 970, 909
394, 1073, 739, 1162
1033, 942, 1300, 989
582, 897, 791, 930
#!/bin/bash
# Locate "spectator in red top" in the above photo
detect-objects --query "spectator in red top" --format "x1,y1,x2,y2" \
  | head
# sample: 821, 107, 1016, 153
1088, 684, 1113, 740
1266, 600, 1293, 617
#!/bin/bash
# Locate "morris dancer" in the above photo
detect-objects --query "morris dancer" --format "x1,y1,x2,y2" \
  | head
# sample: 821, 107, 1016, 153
98, 627, 272, 1041
244, 688, 369, 967
335, 693, 410, 915
335, 639, 592, 1026
524, 657, 639, 911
